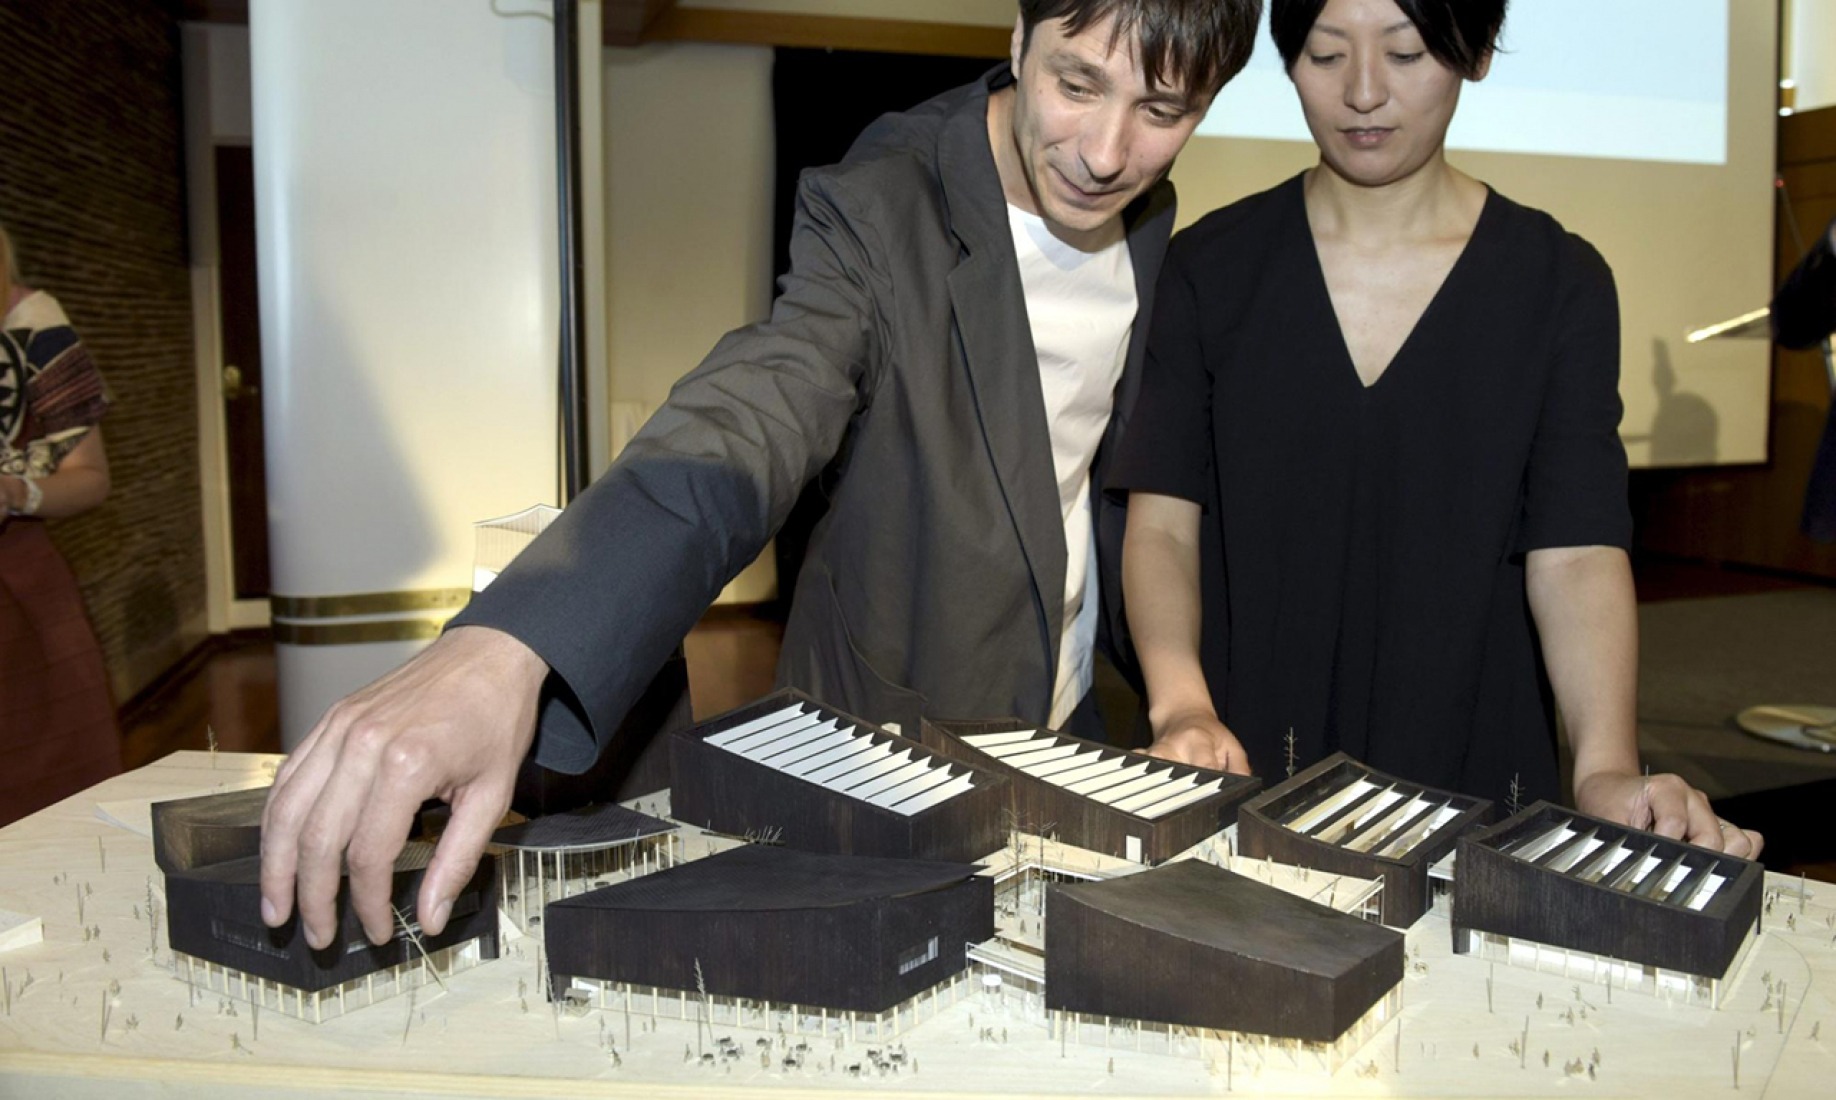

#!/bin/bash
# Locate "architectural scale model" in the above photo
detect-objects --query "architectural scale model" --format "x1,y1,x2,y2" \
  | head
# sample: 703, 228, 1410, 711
668, 690, 1009, 863
151, 785, 501, 1023
543, 843, 993, 1041
490, 801, 679, 934
9, 752, 1836, 1097
919, 719, 1262, 863
1045, 861, 1405, 1071
1238, 753, 1493, 927
967, 841, 1385, 1028
1452, 800, 1765, 1007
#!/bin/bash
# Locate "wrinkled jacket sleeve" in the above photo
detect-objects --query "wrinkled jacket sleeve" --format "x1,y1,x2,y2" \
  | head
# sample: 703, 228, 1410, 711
451, 170, 887, 772
1772, 219, 1836, 351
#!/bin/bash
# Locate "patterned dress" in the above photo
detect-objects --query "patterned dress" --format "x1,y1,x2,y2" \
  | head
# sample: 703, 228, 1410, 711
1, 291, 120, 825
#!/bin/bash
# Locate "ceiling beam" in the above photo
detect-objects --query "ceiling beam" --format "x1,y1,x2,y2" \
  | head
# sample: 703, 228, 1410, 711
180, 0, 249, 23
630, 9, 1009, 59
604, 0, 678, 46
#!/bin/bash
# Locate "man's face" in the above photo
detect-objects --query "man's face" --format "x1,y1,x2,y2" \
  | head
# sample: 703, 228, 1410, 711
995, 15, 1212, 247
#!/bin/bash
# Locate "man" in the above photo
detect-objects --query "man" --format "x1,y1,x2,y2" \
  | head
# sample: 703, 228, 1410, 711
1771, 216, 1836, 541
259, 0, 1262, 951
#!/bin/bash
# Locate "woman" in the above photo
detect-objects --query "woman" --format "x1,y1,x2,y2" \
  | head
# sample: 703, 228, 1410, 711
1111, 0, 1760, 855
1, 223, 120, 825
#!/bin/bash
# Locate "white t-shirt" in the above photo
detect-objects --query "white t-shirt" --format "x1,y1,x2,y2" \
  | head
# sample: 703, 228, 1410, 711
1006, 204, 1137, 728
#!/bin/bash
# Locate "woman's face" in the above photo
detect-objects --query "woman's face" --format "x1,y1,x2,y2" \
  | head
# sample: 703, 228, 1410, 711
1289, 0, 1485, 188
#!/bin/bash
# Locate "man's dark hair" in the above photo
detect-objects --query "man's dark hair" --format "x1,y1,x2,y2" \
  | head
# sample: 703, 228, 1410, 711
1019, 1, 1264, 98
1269, 0, 1505, 80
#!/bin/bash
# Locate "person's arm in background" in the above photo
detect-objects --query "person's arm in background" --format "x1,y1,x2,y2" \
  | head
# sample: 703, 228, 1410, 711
1527, 547, 1755, 855
1, 428, 108, 519
1771, 216, 1836, 351
1528, 546, 1761, 857
1125, 492, 1251, 774
1514, 233, 1761, 857
261, 170, 886, 951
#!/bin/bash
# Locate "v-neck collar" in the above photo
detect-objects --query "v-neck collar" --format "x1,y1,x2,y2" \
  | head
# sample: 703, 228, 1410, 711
1294, 174, 1498, 392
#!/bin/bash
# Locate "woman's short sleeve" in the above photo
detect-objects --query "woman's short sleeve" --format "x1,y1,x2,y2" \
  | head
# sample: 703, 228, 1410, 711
1106, 241, 1214, 506
1515, 237, 1633, 553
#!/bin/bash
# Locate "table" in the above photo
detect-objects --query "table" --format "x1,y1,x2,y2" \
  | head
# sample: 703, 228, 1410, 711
3, 753, 1835, 1098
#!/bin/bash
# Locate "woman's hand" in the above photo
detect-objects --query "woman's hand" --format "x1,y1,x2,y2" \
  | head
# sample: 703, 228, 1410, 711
1144, 708, 1252, 774
1574, 769, 1763, 859
6, 430, 110, 519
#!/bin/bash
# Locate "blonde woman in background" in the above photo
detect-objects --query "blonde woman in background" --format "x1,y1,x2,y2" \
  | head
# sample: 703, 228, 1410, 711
0, 222, 120, 825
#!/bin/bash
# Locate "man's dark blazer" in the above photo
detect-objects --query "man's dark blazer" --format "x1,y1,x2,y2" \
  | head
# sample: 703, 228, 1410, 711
1770, 219, 1836, 541
454, 67, 1177, 770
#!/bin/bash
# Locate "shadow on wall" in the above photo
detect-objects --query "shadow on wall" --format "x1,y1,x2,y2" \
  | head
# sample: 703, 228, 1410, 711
268, 303, 443, 596
1645, 338, 1719, 466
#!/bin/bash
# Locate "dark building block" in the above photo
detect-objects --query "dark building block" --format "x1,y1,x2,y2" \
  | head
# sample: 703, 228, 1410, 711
920, 718, 1261, 862
1046, 861, 1403, 1043
151, 786, 269, 873
669, 690, 1008, 863
545, 844, 993, 1013
1238, 754, 1493, 928
1452, 801, 1763, 979
163, 841, 499, 994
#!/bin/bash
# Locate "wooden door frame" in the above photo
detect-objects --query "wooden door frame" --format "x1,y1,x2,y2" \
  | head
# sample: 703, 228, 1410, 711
183, 24, 269, 634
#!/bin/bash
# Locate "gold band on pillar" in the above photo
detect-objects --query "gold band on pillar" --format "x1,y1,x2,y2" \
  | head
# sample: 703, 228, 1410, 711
269, 588, 472, 646
269, 589, 473, 619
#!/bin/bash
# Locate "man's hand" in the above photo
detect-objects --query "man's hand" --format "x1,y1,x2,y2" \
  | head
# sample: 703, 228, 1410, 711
1575, 770, 1763, 860
260, 626, 549, 949
1143, 709, 1253, 775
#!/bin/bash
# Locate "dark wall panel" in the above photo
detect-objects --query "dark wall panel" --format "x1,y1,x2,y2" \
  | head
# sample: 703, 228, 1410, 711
0, 0, 207, 701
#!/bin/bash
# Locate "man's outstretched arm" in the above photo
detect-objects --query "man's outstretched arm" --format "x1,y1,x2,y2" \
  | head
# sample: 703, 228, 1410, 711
260, 170, 886, 948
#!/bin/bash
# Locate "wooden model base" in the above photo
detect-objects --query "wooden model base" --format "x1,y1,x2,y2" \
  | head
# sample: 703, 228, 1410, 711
0, 909, 43, 954
8, 754, 1836, 1099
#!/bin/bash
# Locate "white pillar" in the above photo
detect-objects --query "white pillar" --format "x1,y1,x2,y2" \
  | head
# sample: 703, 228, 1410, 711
1790, 0, 1836, 113
250, 0, 562, 746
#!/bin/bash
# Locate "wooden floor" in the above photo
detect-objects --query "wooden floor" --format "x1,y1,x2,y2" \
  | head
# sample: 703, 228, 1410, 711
119, 629, 280, 771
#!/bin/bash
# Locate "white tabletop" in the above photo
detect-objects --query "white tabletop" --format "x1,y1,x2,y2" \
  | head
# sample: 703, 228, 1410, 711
2, 752, 1833, 1099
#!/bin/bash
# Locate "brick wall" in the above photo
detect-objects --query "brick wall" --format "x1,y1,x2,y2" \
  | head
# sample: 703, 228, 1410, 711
2, 0, 208, 702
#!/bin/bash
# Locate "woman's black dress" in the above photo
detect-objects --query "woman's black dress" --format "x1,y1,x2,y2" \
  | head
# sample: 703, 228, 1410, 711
1109, 174, 1631, 805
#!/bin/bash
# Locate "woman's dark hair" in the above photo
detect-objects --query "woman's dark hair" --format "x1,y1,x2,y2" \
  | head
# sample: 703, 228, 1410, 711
1019, 0, 1265, 98
1269, 0, 1506, 79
